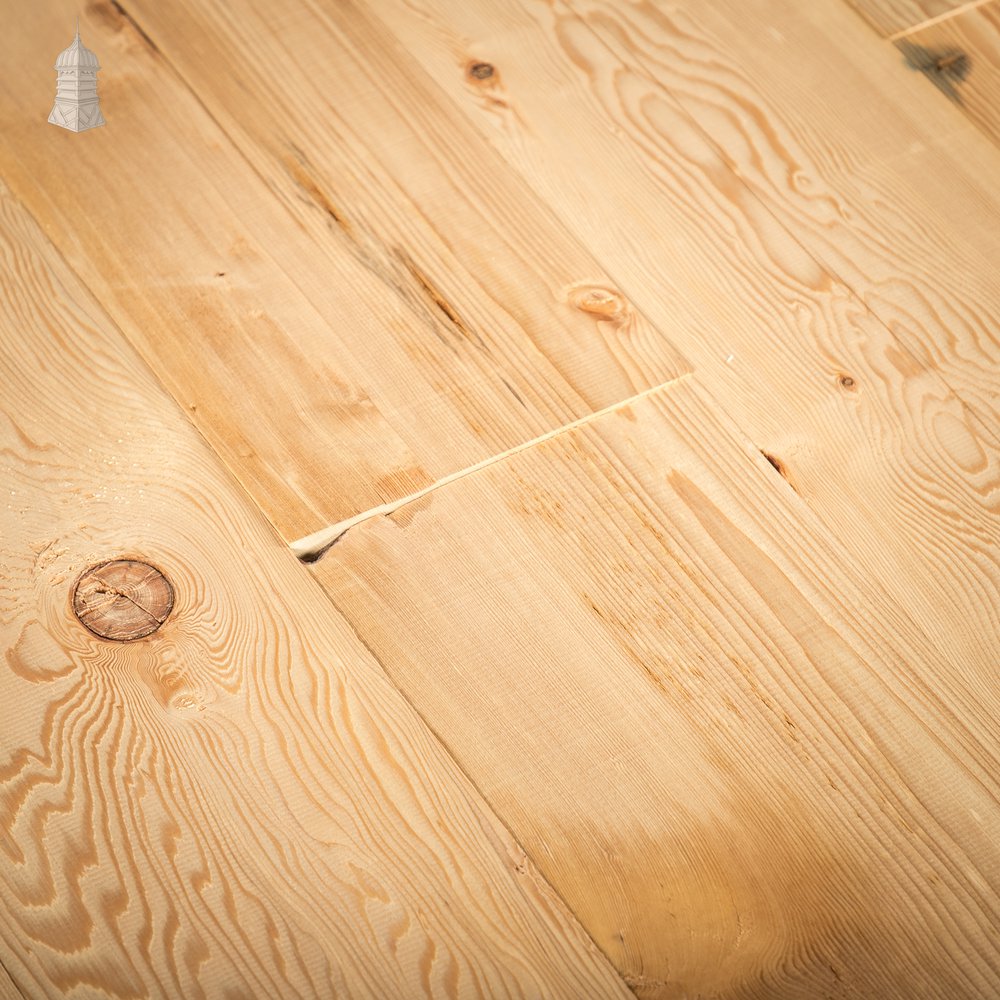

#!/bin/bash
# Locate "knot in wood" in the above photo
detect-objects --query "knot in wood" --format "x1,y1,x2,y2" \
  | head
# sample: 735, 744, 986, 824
73, 559, 174, 641
468, 61, 495, 81
569, 286, 627, 320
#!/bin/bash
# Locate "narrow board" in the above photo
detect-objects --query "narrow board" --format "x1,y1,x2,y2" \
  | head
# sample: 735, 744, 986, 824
0, 177, 631, 998
0, 0, 687, 540
313, 375, 1000, 999
335, 0, 1000, 679
898, 0, 1000, 147
842, 0, 971, 37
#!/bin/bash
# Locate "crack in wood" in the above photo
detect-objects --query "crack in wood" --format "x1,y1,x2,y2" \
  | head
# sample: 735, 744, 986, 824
291, 370, 694, 562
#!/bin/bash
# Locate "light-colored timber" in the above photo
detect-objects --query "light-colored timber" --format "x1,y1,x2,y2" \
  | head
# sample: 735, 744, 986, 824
564, 0, 1000, 422
314, 376, 1000, 999
321, 0, 1000, 678
372, 0, 1000, 434
0, 178, 631, 999
2, 0, 999, 996
0, 2, 687, 540
898, 0, 1000, 145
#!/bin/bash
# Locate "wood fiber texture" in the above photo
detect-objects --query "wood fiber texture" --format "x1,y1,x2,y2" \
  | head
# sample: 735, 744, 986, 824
315, 379, 1000, 999
843, 0, 971, 37
357, 0, 1000, 676
0, 179, 630, 999
2, 0, 999, 996
0, 0, 688, 540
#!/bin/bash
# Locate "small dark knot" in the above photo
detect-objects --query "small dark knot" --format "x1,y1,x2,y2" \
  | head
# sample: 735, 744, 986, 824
469, 62, 495, 80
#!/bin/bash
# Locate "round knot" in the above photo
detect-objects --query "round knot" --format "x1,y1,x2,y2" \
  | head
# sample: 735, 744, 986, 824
468, 61, 495, 80
73, 559, 174, 641
568, 286, 627, 320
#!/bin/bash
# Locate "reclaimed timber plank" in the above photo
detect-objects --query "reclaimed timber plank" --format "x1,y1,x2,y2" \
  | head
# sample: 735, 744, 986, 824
313, 375, 1000, 999
0, 0, 687, 540
0, 177, 631, 999
323, 0, 1000, 681
558, 0, 1000, 423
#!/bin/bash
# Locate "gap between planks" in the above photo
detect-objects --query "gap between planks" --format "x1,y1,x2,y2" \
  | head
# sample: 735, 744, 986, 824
887, 0, 996, 39
290, 370, 695, 561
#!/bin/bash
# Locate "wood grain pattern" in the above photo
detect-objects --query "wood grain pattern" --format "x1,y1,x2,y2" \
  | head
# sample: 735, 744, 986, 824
0, 0, 689, 541
314, 375, 1000, 999
0, 178, 632, 998
123, 0, 687, 404
899, 0, 1000, 145
0, 963, 22, 1000
353, 0, 1000, 678
842, 0, 972, 37
558, 0, 1000, 426
376, 0, 1000, 424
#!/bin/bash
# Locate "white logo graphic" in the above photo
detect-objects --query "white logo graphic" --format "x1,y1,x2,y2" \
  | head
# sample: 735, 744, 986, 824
49, 19, 106, 132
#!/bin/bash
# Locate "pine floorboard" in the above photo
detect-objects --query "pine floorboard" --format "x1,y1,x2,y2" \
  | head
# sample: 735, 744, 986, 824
0, 178, 631, 997
2, 0, 999, 997
313, 375, 1000, 999
0, 1, 688, 540
327, 0, 1000, 675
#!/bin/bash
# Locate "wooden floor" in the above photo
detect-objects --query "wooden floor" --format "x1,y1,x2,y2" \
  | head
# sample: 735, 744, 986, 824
2, 0, 999, 997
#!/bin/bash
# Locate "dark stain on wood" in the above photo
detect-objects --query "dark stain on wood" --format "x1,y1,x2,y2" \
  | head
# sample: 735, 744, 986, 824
897, 42, 971, 103
468, 62, 496, 81
73, 559, 174, 641
392, 247, 489, 352
465, 59, 513, 112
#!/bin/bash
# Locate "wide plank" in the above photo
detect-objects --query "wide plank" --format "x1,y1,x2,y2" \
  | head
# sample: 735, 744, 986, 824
0, 177, 631, 998
117, 0, 688, 407
313, 375, 1000, 999
898, 0, 1000, 147
842, 0, 970, 38
563, 0, 1000, 423
340, 0, 1000, 678
375, 0, 1000, 431
0, 0, 686, 540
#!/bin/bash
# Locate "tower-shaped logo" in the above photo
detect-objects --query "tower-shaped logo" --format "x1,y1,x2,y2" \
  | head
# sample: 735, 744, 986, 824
49, 20, 106, 132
